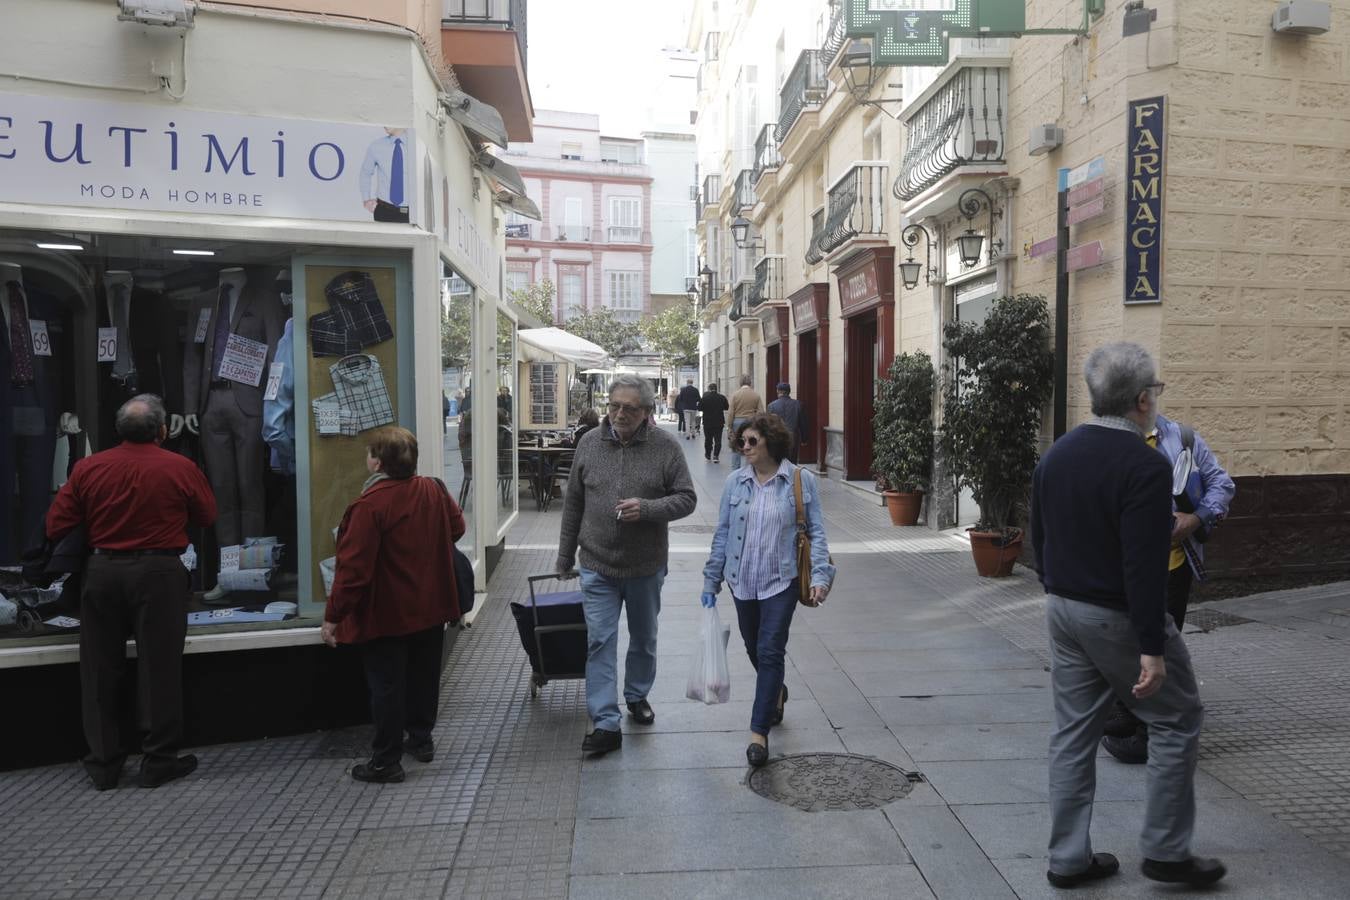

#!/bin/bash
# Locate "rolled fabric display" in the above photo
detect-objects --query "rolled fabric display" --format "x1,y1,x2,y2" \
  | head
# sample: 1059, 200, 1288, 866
238, 542, 284, 570
216, 567, 276, 592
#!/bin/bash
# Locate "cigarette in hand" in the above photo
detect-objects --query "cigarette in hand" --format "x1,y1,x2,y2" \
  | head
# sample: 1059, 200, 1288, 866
616, 509, 623, 520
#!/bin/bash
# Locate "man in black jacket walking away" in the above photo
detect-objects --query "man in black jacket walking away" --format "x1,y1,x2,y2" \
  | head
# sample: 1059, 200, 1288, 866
677, 379, 702, 439
1031, 342, 1224, 890
697, 383, 729, 462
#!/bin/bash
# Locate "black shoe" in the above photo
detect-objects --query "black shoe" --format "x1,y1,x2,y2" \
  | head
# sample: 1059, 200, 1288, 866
352, 761, 405, 783
1103, 702, 1141, 738
746, 741, 769, 767
705, 455, 711, 461
1047, 852, 1120, 888
403, 739, 434, 763
627, 699, 655, 725
772, 684, 788, 726
1141, 857, 1227, 886
582, 728, 622, 755
713, 457, 720, 464
138, 754, 198, 788
84, 761, 122, 791
1102, 730, 1148, 764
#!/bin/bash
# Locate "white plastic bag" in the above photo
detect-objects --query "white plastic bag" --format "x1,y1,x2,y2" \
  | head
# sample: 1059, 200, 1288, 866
686, 605, 732, 705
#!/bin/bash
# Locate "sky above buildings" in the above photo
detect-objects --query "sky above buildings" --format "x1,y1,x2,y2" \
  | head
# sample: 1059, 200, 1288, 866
528, 0, 692, 137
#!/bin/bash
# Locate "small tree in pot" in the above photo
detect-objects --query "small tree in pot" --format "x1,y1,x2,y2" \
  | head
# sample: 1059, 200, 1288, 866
939, 294, 1054, 575
872, 351, 935, 526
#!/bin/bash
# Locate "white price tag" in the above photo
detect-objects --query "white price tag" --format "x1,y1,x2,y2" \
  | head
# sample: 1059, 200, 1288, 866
263, 362, 284, 401
97, 327, 118, 362
29, 320, 52, 357
316, 404, 341, 435
193, 308, 212, 343
219, 544, 241, 572
218, 333, 268, 387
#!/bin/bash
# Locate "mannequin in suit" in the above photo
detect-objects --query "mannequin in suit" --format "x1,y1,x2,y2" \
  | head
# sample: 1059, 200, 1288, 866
183, 266, 284, 598
1, 261, 62, 564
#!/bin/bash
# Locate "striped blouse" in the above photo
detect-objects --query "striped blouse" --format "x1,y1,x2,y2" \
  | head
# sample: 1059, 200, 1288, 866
734, 462, 794, 600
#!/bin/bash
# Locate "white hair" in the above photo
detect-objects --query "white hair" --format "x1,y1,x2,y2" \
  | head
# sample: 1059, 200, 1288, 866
609, 373, 656, 409
1084, 342, 1157, 417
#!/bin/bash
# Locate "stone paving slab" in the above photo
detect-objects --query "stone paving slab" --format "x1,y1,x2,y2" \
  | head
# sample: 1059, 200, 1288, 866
568, 864, 937, 900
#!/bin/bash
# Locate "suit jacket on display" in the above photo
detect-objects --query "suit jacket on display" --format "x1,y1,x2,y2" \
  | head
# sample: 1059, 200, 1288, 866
183, 275, 285, 419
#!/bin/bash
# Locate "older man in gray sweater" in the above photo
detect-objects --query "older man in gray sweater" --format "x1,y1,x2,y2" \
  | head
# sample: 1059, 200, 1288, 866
556, 374, 697, 755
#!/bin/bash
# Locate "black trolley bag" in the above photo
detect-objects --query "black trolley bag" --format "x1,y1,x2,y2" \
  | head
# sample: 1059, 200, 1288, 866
510, 573, 588, 698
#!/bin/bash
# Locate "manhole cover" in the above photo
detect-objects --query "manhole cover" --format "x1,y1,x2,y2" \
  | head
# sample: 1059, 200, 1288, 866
746, 753, 921, 812
1187, 609, 1255, 632
671, 524, 717, 534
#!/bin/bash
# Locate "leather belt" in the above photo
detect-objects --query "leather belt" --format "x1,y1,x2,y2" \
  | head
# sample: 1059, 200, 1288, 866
92, 548, 184, 558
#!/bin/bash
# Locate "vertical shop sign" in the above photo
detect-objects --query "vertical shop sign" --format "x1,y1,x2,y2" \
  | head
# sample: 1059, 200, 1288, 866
1125, 96, 1165, 305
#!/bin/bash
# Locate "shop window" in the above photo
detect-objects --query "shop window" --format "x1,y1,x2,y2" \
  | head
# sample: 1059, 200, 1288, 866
496, 311, 518, 532
441, 266, 475, 559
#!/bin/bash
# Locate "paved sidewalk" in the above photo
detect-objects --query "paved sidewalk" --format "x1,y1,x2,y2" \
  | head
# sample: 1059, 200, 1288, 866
2, 420, 1349, 898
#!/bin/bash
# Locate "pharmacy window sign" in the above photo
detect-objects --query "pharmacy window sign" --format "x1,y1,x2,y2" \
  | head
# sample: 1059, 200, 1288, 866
846, 1, 1026, 67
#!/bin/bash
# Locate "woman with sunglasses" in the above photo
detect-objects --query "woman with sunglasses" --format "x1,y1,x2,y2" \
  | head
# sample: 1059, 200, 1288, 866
701, 414, 835, 766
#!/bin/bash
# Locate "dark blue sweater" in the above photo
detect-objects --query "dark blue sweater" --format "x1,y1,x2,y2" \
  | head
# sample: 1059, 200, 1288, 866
1031, 423, 1173, 655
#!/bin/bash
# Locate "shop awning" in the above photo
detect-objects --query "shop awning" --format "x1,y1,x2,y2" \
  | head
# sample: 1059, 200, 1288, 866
614, 364, 663, 379
518, 328, 608, 367
476, 153, 541, 220
443, 88, 508, 149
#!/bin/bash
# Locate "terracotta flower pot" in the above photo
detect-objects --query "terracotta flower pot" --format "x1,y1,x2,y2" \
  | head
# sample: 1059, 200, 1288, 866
967, 529, 1023, 577
882, 490, 923, 526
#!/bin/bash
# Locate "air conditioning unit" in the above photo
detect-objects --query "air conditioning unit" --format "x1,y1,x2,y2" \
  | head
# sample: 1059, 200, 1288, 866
1028, 124, 1064, 156
1273, 0, 1331, 34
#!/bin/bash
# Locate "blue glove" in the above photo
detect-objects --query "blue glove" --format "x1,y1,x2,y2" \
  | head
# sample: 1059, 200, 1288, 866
701, 592, 717, 608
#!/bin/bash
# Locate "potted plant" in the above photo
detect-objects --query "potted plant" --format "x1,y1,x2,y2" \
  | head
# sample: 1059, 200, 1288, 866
872, 352, 935, 526
939, 294, 1054, 576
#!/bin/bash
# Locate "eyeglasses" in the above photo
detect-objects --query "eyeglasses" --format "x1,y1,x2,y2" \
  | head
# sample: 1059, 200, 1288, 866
1147, 382, 1166, 396
607, 402, 644, 416
734, 435, 760, 449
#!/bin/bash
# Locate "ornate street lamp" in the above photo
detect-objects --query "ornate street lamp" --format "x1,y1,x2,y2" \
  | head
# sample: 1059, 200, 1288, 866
898, 223, 937, 290
956, 188, 1003, 269
838, 39, 905, 116
730, 216, 764, 251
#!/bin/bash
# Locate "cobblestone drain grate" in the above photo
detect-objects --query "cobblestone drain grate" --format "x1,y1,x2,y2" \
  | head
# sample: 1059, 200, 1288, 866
746, 753, 922, 812
1187, 609, 1257, 631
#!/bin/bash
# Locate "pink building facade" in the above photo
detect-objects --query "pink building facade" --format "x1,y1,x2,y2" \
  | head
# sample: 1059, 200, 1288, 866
503, 110, 654, 324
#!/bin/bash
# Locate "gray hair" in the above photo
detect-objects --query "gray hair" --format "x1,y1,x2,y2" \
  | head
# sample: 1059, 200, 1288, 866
739, 374, 753, 387
115, 394, 167, 443
1084, 342, 1157, 417
609, 373, 656, 409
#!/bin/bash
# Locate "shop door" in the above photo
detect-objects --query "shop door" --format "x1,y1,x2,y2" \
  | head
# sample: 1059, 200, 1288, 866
844, 311, 878, 481
765, 344, 780, 392
797, 331, 818, 464
953, 276, 999, 527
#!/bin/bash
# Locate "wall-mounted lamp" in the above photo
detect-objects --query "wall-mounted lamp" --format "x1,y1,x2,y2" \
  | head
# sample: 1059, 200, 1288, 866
838, 39, 906, 118
898, 223, 937, 290
955, 188, 1003, 269
731, 216, 765, 252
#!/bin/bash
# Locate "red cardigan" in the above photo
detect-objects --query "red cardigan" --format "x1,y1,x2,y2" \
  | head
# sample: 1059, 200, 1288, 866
326, 476, 467, 644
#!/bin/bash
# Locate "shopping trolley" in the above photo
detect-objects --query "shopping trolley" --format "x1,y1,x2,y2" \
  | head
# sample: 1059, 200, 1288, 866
510, 573, 588, 698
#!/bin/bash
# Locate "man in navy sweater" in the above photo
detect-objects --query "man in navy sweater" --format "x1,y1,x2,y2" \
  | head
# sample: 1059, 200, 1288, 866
1031, 342, 1225, 889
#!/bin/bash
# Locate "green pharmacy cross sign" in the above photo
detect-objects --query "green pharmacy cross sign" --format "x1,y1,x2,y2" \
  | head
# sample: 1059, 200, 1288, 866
846, 1, 1028, 67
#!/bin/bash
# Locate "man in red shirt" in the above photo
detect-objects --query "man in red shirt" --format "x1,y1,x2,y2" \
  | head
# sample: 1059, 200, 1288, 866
47, 394, 216, 790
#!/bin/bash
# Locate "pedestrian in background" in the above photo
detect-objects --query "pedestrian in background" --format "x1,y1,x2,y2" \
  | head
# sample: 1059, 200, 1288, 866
1103, 411, 1234, 764
46, 395, 216, 790
323, 426, 466, 784
678, 378, 702, 439
698, 382, 729, 463
766, 382, 807, 464
703, 414, 833, 766
1031, 342, 1224, 889
727, 375, 765, 468
555, 373, 697, 756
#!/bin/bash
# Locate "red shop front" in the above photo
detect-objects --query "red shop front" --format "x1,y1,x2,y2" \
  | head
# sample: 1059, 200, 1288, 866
757, 303, 791, 392
836, 248, 895, 481
789, 282, 829, 468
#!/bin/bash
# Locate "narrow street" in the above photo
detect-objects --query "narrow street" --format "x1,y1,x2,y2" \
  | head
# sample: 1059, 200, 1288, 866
3, 420, 1348, 898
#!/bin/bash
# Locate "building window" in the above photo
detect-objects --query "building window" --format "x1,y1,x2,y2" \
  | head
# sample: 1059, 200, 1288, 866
608, 197, 641, 243
600, 141, 640, 164
504, 212, 531, 240
561, 141, 583, 161
606, 270, 642, 322
505, 266, 531, 295
560, 272, 583, 316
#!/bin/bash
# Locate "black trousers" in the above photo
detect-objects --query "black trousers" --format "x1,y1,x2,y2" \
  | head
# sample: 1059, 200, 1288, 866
80, 554, 189, 774
704, 425, 722, 459
360, 625, 445, 767
676, 409, 685, 431
1166, 563, 1195, 629
373, 199, 410, 223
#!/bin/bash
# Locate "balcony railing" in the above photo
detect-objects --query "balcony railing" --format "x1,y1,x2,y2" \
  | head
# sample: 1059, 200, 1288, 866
730, 281, 751, 322
732, 169, 755, 212
821, 0, 848, 66
702, 173, 722, 211
555, 224, 591, 242
751, 124, 781, 185
805, 207, 826, 266
505, 222, 531, 239
608, 226, 642, 244
895, 66, 1008, 202
777, 50, 827, 143
442, 0, 527, 68
749, 255, 784, 308
819, 163, 888, 256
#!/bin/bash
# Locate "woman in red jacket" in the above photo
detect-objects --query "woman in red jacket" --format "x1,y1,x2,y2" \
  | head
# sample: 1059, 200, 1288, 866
322, 426, 466, 783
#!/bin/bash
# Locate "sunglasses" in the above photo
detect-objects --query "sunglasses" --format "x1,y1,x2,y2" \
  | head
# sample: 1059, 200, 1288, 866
735, 435, 760, 449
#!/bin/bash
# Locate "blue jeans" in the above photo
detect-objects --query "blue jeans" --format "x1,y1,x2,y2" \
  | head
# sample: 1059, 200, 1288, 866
732, 581, 799, 736
729, 417, 750, 468
579, 566, 666, 732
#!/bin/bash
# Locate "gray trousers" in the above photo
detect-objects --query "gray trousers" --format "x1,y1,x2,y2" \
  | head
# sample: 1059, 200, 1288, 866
1046, 594, 1204, 875
202, 388, 266, 548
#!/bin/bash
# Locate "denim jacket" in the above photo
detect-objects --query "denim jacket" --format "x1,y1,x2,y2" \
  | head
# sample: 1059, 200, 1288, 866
703, 462, 835, 598
1154, 414, 1235, 579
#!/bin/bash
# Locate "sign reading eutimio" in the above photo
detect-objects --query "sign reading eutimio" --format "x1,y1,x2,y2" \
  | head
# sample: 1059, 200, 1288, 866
0, 91, 417, 224
1124, 96, 1165, 305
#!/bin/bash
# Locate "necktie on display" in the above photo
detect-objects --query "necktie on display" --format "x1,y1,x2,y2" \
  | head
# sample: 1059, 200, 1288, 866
110, 282, 135, 384
7, 281, 35, 386
389, 138, 404, 207
212, 283, 233, 379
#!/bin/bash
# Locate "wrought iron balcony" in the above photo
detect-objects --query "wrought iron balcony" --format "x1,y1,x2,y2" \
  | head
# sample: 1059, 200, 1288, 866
749, 255, 784, 308
555, 224, 591, 242
443, 0, 527, 68
505, 222, 530, 239
607, 226, 642, 244
895, 66, 1008, 202
702, 173, 722, 212
818, 163, 888, 256
777, 50, 827, 143
730, 281, 752, 322
821, 0, 848, 66
732, 169, 755, 212
752, 124, 781, 186
805, 207, 826, 266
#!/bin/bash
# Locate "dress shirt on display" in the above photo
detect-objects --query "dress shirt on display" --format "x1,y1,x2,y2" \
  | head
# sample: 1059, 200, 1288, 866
262, 318, 296, 475
330, 354, 394, 432
359, 133, 411, 209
